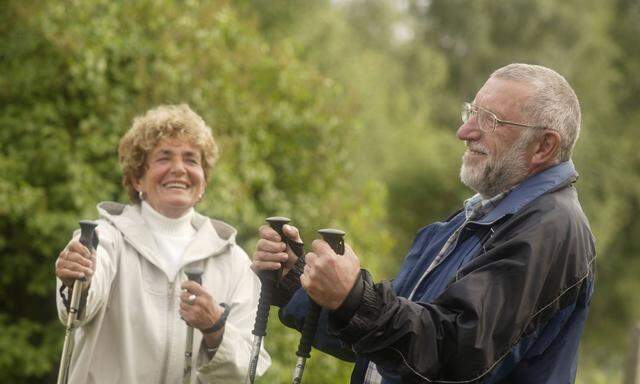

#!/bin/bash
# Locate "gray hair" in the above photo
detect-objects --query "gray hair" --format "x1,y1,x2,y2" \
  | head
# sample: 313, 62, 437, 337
491, 63, 581, 161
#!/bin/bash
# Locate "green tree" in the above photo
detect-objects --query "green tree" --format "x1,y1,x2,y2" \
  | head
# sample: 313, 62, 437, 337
0, 1, 390, 382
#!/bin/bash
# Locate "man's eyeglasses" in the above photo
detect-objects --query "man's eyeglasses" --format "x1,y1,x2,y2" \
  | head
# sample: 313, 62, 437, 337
461, 102, 546, 133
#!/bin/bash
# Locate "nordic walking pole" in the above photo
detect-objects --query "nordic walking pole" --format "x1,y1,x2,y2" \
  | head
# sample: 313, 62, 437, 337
245, 216, 303, 384
183, 267, 204, 384
57, 220, 99, 384
291, 228, 345, 384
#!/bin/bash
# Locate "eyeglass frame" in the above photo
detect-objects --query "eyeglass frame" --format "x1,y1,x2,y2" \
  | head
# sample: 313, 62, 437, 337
461, 102, 547, 133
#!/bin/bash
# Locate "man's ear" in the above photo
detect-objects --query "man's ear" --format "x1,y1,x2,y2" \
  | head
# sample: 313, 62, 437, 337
531, 130, 561, 167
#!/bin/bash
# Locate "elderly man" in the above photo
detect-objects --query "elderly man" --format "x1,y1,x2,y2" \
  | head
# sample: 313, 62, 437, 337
253, 63, 595, 383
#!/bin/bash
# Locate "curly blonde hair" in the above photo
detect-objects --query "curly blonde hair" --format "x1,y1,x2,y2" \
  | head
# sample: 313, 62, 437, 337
119, 104, 219, 204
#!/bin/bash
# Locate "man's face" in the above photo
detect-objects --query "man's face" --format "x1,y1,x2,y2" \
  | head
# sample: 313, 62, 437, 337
457, 77, 536, 198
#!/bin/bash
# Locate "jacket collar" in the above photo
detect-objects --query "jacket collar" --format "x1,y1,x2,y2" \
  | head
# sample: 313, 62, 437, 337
97, 202, 236, 279
475, 160, 578, 224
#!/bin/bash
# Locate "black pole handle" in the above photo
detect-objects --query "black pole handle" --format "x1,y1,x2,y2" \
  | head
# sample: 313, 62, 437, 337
295, 228, 346, 359
317, 229, 345, 255
185, 267, 204, 285
78, 221, 99, 282
79, 220, 98, 251
265, 216, 291, 286
251, 216, 291, 338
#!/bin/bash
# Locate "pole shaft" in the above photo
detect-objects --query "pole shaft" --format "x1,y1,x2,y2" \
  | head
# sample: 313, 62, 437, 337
56, 280, 84, 384
183, 268, 203, 384
244, 336, 263, 384
291, 356, 307, 384
183, 327, 195, 384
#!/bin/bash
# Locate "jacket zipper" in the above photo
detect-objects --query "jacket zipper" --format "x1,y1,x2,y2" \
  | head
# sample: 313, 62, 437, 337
408, 217, 502, 300
160, 281, 176, 384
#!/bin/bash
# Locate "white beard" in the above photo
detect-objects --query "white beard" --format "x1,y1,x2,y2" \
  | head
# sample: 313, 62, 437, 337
460, 138, 531, 198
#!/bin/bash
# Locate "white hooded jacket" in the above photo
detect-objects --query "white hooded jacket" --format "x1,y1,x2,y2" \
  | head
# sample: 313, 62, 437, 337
56, 202, 271, 383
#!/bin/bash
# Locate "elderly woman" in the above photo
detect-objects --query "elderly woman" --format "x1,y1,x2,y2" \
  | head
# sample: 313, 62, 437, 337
54, 104, 270, 383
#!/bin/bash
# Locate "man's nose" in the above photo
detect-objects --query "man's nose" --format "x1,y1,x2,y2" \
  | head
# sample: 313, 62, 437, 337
456, 119, 482, 142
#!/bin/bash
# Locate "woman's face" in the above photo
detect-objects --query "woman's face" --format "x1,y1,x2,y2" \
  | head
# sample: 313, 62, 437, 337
135, 138, 206, 218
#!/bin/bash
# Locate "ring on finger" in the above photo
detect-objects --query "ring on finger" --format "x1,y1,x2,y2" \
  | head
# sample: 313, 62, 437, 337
187, 294, 197, 305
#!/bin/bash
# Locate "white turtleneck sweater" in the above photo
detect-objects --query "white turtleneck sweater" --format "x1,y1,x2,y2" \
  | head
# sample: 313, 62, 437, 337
141, 201, 197, 280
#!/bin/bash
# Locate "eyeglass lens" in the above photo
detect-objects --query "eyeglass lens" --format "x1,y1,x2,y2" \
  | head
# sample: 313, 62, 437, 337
462, 104, 494, 132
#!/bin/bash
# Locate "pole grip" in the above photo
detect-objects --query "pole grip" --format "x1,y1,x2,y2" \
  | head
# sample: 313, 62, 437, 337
317, 228, 345, 255
292, 229, 346, 377
266, 216, 292, 286
251, 216, 290, 337
185, 267, 203, 285
79, 220, 98, 251
295, 302, 321, 359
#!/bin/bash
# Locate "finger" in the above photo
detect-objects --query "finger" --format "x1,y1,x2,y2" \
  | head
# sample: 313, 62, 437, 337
344, 243, 359, 262
251, 260, 284, 272
57, 268, 86, 281
303, 263, 315, 279
283, 224, 303, 243
181, 280, 206, 293
180, 291, 195, 302
310, 239, 334, 256
183, 284, 213, 302
66, 251, 93, 268
58, 258, 93, 277
179, 307, 193, 323
180, 294, 201, 312
300, 271, 310, 290
256, 239, 287, 254
67, 241, 92, 258
254, 248, 288, 262
304, 251, 317, 267
259, 225, 281, 242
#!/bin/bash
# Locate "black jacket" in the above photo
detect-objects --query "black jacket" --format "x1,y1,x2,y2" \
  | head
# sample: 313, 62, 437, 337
281, 161, 595, 383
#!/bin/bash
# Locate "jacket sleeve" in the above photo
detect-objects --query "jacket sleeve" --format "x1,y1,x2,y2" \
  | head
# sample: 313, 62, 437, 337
278, 286, 358, 363
196, 244, 271, 382
56, 220, 119, 326
328, 206, 594, 382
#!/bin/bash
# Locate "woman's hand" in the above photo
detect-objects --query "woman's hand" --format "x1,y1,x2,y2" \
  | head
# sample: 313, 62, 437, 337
55, 240, 96, 290
252, 224, 302, 276
180, 281, 226, 347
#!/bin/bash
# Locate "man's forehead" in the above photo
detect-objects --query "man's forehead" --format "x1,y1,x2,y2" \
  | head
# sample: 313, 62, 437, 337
474, 77, 531, 117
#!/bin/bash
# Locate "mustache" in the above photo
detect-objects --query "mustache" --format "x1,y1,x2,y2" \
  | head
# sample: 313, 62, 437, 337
465, 142, 488, 154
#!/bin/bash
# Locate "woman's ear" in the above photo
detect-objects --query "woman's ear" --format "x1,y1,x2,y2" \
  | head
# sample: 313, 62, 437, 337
133, 179, 141, 193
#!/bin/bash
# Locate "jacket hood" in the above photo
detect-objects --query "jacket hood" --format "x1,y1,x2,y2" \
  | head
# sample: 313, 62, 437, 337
96, 201, 238, 279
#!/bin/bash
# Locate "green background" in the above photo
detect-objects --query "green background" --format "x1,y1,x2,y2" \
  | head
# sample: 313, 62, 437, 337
1, 0, 638, 382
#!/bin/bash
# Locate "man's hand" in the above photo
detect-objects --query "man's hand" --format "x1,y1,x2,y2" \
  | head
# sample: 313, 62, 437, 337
55, 240, 96, 290
252, 224, 302, 276
300, 239, 360, 310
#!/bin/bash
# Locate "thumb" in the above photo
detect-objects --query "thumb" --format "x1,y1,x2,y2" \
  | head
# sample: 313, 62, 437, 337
283, 224, 303, 243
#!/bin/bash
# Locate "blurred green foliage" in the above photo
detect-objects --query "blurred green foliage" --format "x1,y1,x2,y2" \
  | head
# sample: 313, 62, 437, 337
1, 0, 639, 383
